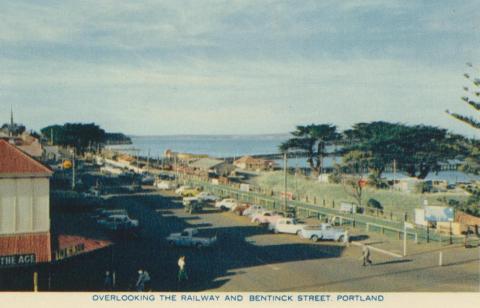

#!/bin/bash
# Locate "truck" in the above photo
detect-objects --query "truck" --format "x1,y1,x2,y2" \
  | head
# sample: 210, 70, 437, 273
165, 228, 217, 248
269, 218, 306, 234
182, 197, 204, 214
298, 223, 345, 242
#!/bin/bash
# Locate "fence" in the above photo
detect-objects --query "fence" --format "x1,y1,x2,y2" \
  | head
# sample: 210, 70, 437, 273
181, 175, 472, 245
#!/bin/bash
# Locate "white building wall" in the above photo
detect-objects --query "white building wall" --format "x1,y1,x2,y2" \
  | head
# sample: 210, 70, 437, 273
0, 177, 50, 235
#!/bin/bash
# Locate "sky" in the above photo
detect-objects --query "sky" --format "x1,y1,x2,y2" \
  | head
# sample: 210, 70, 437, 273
0, 0, 479, 136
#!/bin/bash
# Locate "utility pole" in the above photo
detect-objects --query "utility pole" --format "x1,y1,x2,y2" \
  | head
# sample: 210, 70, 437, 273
283, 152, 288, 212
71, 148, 76, 191
392, 159, 397, 190
147, 149, 150, 174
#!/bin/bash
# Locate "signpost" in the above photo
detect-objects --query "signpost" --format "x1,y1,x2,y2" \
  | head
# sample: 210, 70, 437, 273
403, 222, 414, 256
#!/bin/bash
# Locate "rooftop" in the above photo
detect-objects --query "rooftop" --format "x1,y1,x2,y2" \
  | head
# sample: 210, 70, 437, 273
0, 139, 52, 177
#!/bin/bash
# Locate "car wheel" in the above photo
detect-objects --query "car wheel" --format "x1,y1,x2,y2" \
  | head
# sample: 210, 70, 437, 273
220, 206, 227, 211
296, 230, 302, 235
196, 243, 203, 249
337, 235, 344, 242
311, 235, 319, 242
168, 241, 175, 246
274, 229, 279, 234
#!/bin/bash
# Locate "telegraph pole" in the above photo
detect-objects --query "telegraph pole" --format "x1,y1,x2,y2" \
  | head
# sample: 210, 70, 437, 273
71, 148, 76, 190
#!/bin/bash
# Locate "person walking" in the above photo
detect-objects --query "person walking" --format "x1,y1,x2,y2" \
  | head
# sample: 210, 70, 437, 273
143, 270, 151, 291
177, 256, 188, 282
135, 269, 146, 291
103, 271, 113, 291
362, 245, 372, 266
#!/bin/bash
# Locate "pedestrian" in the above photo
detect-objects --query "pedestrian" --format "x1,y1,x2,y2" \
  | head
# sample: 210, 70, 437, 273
177, 256, 188, 282
143, 270, 151, 291
103, 271, 113, 291
362, 245, 372, 266
343, 230, 350, 246
135, 269, 146, 291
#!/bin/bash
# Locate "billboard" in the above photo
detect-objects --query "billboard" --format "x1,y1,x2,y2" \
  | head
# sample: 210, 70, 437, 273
424, 206, 454, 222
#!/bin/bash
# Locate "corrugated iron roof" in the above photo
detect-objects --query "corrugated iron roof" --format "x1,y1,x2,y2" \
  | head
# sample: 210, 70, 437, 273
189, 158, 226, 170
0, 139, 52, 177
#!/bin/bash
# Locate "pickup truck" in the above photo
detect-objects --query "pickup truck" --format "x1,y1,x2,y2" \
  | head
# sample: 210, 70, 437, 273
251, 211, 283, 225
269, 218, 306, 234
166, 228, 217, 248
298, 223, 345, 242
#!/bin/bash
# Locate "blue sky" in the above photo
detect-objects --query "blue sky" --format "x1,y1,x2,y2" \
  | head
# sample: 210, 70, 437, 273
1, 1, 479, 136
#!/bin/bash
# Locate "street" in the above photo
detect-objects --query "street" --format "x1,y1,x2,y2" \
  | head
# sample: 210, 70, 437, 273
51, 191, 480, 292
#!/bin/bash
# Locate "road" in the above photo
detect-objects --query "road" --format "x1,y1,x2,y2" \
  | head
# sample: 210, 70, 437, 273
50, 190, 480, 292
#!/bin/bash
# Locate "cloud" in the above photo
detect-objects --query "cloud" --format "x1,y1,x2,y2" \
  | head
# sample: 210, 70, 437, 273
0, 1, 478, 136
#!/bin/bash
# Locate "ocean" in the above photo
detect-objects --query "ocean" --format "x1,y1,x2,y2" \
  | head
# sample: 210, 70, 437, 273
107, 135, 480, 183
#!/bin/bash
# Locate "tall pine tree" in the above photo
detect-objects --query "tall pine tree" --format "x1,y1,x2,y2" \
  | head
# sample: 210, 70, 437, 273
447, 63, 480, 128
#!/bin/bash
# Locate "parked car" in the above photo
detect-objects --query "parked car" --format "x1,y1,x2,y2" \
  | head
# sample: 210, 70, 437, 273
196, 192, 219, 202
141, 175, 155, 185
93, 209, 128, 221
269, 218, 306, 234
251, 211, 283, 225
175, 186, 201, 197
215, 198, 238, 211
182, 197, 204, 214
175, 185, 193, 195
165, 228, 217, 248
298, 223, 345, 242
155, 180, 175, 190
242, 204, 264, 217
233, 204, 250, 216
98, 214, 139, 231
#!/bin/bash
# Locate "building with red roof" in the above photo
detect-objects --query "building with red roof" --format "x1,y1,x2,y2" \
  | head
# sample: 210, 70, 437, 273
0, 139, 53, 266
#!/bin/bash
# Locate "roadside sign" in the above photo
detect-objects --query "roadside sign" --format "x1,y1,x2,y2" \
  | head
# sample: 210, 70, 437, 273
425, 206, 454, 222
0, 254, 36, 268
340, 202, 357, 213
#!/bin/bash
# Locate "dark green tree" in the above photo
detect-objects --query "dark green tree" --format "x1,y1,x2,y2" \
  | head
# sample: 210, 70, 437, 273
343, 122, 461, 180
41, 123, 106, 154
280, 124, 340, 175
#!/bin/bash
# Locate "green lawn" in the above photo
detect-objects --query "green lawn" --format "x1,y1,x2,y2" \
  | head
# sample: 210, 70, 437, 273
249, 171, 469, 219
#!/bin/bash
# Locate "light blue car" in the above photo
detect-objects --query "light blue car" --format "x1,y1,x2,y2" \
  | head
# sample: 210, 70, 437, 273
298, 223, 345, 242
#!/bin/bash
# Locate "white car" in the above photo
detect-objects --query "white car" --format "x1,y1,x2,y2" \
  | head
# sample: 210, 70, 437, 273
155, 180, 175, 190
215, 198, 238, 211
97, 214, 139, 231
269, 218, 306, 234
251, 211, 283, 225
242, 204, 264, 217
196, 192, 219, 202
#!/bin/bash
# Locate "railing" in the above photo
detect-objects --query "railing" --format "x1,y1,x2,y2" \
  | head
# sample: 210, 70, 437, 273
181, 175, 472, 245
